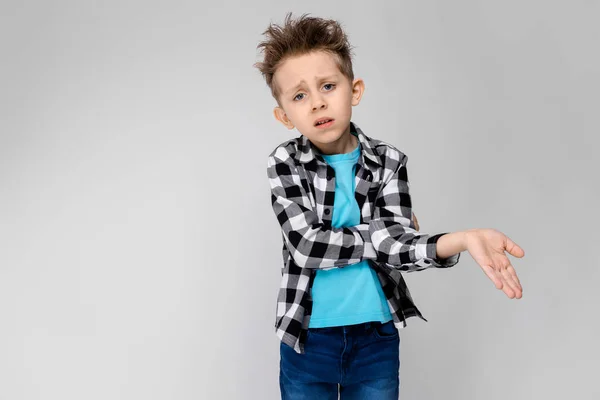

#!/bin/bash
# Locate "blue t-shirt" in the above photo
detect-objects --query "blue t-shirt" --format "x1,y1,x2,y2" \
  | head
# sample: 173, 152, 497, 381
308, 132, 392, 328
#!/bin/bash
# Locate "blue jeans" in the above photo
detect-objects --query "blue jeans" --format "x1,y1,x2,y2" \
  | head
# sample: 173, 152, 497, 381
279, 320, 400, 399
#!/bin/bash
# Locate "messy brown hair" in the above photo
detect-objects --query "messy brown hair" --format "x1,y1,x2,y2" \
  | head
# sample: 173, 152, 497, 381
254, 12, 356, 105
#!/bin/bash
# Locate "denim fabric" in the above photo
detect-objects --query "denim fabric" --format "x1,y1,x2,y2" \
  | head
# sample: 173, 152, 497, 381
279, 320, 400, 399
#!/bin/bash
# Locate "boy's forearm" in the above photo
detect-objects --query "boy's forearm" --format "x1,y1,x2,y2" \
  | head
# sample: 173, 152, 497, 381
436, 231, 469, 259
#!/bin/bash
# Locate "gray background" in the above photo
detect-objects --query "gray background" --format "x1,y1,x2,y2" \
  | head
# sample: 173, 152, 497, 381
1, 0, 598, 399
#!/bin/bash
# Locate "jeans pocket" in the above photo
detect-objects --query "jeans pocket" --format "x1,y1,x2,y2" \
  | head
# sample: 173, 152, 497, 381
371, 320, 399, 340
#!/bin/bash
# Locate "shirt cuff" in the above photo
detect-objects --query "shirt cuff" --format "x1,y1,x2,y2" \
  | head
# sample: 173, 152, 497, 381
422, 232, 461, 268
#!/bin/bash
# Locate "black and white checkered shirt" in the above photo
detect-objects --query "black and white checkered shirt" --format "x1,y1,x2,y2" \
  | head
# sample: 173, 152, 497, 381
266, 122, 460, 354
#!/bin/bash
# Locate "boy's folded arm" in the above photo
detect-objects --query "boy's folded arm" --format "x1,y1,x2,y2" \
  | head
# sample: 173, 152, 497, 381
368, 153, 460, 272
267, 154, 377, 270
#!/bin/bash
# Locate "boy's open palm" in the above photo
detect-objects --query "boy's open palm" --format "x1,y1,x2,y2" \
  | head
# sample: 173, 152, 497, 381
465, 229, 525, 299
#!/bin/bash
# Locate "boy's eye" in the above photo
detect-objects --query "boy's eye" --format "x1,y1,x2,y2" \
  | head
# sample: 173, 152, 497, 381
292, 84, 335, 101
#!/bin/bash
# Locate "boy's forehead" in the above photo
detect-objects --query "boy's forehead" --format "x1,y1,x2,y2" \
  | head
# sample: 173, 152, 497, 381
276, 52, 341, 92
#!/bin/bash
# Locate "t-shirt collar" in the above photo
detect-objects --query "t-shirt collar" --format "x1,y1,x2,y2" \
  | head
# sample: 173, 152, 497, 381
294, 121, 383, 167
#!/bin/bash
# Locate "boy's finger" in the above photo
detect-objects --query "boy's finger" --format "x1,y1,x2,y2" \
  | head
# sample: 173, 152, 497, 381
507, 265, 522, 289
482, 264, 503, 290
501, 281, 515, 298
412, 213, 419, 230
501, 267, 520, 297
505, 236, 525, 258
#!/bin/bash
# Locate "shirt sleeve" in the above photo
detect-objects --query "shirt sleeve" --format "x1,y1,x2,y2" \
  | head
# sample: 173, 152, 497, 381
368, 152, 460, 272
267, 153, 377, 270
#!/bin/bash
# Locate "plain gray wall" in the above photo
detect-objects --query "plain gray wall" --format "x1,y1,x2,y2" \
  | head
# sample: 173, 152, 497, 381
1, 0, 598, 399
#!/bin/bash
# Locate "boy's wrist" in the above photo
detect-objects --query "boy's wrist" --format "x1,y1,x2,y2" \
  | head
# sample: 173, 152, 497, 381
436, 231, 469, 259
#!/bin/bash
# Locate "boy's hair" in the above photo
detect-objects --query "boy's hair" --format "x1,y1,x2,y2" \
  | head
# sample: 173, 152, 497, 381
254, 12, 356, 105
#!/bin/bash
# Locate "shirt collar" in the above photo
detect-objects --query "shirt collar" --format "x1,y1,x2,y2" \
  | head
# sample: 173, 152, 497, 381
294, 121, 383, 167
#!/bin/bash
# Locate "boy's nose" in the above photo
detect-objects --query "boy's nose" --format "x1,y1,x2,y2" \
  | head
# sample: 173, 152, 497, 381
312, 100, 327, 111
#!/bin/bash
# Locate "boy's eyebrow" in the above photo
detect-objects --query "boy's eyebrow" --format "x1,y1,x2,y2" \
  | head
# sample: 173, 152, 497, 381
284, 75, 338, 95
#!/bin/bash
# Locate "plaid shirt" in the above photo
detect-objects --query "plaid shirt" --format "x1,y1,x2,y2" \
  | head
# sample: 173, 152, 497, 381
266, 122, 460, 354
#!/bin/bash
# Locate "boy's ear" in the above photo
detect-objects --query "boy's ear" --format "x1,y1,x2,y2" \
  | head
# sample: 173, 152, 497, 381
273, 107, 295, 129
351, 78, 365, 106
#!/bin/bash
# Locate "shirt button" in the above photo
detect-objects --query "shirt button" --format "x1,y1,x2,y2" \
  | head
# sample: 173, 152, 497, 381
324, 209, 330, 215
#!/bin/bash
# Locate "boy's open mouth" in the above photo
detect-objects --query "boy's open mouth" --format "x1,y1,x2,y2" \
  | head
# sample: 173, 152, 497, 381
314, 118, 334, 127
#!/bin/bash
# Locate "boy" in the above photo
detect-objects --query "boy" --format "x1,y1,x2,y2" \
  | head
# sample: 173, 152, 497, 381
255, 13, 524, 399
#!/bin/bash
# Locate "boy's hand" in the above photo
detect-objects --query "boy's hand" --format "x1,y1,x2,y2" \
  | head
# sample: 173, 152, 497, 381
412, 212, 420, 231
464, 229, 525, 299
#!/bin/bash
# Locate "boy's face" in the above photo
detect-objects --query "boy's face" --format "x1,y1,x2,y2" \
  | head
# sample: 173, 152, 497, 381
272, 50, 365, 155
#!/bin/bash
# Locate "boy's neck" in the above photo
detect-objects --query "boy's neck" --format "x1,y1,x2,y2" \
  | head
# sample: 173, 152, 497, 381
313, 126, 358, 156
